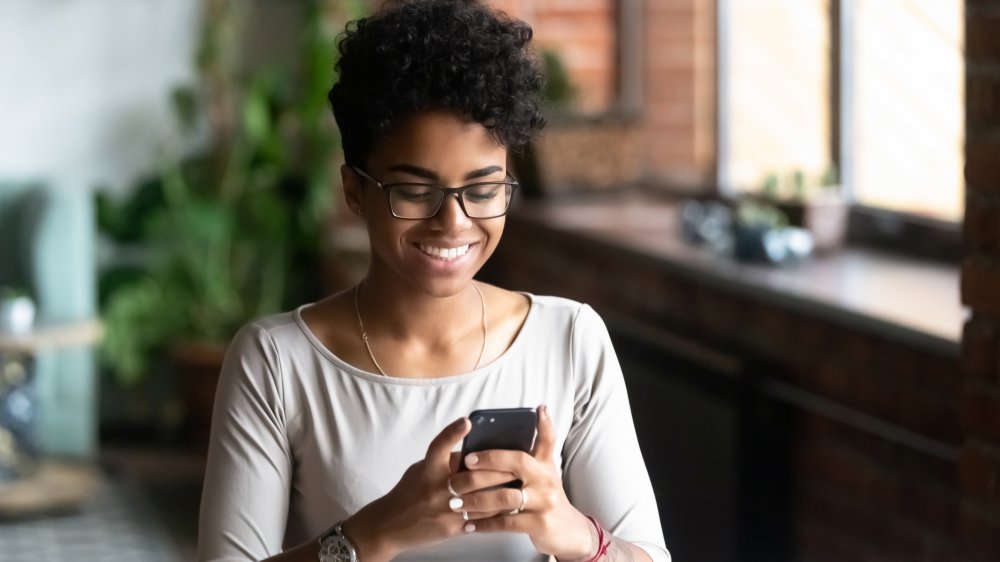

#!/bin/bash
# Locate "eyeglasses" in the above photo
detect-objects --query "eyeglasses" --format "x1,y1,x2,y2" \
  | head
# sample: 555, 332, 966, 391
352, 166, 518, 220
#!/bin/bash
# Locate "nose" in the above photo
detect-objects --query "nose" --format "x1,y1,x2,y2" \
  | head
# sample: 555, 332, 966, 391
429, 193, 472, 230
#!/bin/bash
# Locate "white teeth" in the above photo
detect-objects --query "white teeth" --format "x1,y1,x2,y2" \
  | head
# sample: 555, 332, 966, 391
418, 243, 470, 261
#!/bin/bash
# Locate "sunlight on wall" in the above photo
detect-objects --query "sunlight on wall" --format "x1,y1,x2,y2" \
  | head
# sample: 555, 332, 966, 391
0, 0, 200, 194
853, 0, 964, 221
724, 0, 832, 194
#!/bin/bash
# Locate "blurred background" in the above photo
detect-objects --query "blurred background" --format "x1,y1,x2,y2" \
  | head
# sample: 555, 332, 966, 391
0, 0, 995, 561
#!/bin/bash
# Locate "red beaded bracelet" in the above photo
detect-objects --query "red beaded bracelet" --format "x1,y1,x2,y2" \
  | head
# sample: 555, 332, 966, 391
583, 515, 612, 562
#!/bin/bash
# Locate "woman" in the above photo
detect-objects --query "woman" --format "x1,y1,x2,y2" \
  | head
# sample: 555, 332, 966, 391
197, 1, 669, 561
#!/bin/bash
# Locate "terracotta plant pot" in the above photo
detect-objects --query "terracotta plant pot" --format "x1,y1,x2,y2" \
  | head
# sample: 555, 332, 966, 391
170, 341, 228, 451
752, 189, 847, 253
773, 194, 848, 253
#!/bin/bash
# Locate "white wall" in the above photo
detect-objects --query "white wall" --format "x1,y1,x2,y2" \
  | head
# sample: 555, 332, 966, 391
0, 0, 201, 193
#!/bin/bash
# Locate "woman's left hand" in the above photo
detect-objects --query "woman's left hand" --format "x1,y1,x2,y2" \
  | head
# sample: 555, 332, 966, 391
447, 404, 596, 561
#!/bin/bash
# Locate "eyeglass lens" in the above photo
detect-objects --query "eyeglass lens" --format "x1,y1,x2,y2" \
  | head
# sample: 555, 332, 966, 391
388, 183, 513, 219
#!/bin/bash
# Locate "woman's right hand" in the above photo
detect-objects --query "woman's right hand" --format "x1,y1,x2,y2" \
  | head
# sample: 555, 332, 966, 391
339, 417, 515, 562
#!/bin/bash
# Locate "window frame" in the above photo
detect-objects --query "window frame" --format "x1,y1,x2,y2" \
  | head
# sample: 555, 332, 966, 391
716, 0, 962, 264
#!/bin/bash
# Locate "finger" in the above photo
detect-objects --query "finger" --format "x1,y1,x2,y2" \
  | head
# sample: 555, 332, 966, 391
463, 449, 531, 475
463, 512, 527, 534
427, 417, 471, 469
464, 509, 509, 521
448, 470, 520, 495
449, 451, 461, 474
453, 486, 527, 515
531, 404, 555, 462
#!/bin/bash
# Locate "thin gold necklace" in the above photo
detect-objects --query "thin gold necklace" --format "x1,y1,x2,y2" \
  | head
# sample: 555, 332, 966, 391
354, 282, 487, 377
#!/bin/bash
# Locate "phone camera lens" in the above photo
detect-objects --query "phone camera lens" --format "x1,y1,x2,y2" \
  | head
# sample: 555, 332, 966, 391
475, 416, 484, 425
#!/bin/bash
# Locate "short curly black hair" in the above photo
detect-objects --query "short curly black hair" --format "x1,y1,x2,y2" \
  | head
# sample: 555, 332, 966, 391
328, 0, 546, 167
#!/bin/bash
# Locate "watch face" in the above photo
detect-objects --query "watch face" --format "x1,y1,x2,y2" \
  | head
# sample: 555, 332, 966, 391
320, 535, 355, 562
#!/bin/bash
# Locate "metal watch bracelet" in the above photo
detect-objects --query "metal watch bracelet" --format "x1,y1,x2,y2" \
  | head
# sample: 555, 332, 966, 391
318, 521, 359, 562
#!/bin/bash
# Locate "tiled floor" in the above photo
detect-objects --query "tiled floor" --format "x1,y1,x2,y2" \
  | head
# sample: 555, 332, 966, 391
0, 452, 198, 562
100, 446, 205, 561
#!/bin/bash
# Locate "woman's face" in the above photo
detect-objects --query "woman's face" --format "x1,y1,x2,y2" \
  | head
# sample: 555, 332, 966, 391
344, 111, 510, 297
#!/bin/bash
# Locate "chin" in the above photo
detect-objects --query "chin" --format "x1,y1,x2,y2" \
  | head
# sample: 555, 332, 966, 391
408, 271, 482, 299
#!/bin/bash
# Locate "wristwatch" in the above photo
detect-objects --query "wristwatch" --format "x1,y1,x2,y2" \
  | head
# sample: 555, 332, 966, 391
318, 521, 359, 562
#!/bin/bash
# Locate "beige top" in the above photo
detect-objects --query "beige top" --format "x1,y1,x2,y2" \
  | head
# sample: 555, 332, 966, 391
197, 295, 670, 562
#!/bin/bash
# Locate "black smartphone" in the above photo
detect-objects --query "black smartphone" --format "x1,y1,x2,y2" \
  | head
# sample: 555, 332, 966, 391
460, 407, 538, 488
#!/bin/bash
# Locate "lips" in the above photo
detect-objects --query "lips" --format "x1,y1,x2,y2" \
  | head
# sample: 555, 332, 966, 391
417, 242, 473, 261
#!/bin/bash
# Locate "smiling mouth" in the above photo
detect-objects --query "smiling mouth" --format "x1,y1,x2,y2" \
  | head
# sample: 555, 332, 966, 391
417, 243, 473, 261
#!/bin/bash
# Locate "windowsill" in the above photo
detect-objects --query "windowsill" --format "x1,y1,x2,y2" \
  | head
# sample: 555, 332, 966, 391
510, 192, 965, 356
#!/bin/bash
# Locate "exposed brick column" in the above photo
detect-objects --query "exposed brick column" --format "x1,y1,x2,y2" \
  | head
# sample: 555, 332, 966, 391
641, 0, 717, 191
959, 1, 1000, 560
490, 0, 718, 191
489, 0, 618, 114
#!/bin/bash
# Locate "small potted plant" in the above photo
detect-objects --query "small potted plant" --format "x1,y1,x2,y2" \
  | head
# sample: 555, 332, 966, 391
513, 49, 642, 198
759, 164, 847, 252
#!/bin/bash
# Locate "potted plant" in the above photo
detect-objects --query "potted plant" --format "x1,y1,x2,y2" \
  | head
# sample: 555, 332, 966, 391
524, 49, 643, 197
97, 0, 360, 444
758, 165, 847, 252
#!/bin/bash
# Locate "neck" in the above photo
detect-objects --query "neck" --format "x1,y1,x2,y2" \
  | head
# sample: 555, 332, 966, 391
357, 268, 484, 344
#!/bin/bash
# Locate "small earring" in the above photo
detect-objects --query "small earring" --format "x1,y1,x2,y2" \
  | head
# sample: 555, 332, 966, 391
356, 208, 365, 218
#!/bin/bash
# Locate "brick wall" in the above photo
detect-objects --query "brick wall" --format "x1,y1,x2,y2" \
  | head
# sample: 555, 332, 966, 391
483, 218, 964, 560
488, 0, 718, 192
489, 0, 617, 114
960, 1, 1000, 560
641, 0, 717, 191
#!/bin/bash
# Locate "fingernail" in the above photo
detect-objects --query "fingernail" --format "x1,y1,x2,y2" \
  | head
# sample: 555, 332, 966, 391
465, 454, 479, 466
464, 522, 476, 533
449, 497, 464, 510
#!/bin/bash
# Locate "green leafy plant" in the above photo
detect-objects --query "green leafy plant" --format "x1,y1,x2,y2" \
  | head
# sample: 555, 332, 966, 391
759, 163, 841, 202
753, 162, 847, 253
98, 0, 363, 385
736, 201, 788, 230
541, 49, 576, 112
0, 286, 30, 300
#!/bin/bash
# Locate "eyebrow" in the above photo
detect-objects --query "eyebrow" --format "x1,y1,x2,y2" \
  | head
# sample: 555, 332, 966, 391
386, 164, 504, 182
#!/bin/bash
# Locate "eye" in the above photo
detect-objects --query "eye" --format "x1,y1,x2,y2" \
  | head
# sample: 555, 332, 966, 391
465, 184, 503, 202
394, 185, 437, 201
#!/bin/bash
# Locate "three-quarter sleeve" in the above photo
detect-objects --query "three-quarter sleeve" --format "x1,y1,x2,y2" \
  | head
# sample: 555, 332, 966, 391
561, 305, 671, 562
198, 324, 293, 562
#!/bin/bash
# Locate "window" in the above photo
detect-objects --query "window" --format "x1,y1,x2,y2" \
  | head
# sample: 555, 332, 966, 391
846, 0, 964, 221
719, 0, 964, 223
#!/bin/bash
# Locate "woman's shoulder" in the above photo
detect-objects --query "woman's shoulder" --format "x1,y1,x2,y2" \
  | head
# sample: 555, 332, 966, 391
479, 285, 588, 325
227, 307, 313, 357
515, 291, 601, 325
525, 293, 589, 312
487, 289, 605, 342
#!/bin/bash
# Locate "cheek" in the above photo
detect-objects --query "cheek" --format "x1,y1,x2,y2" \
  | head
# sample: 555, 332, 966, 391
363, 190, 384, 214
482, 219, 506, 251
492, 217, 506, 240
372, 220, 409, 248
364, 213, 398, 246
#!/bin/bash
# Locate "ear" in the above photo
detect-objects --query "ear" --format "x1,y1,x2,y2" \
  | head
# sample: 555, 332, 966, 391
341, 164, 364, 218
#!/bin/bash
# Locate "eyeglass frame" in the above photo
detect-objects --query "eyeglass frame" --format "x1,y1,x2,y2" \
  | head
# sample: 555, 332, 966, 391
351, 166, 519, 220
